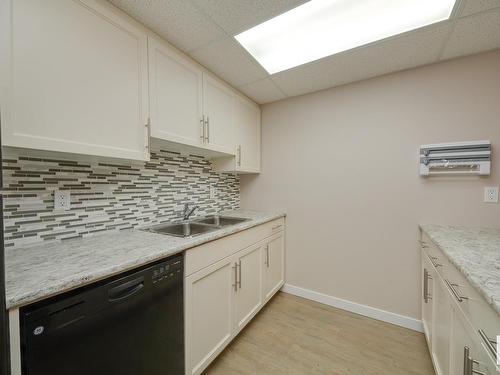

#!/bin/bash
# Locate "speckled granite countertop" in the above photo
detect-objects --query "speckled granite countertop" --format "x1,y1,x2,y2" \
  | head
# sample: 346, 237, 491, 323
5, 209, 285, 309
420, 224, 500, 315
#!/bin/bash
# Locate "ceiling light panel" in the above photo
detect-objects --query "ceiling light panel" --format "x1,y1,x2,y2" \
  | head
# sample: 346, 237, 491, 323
235, 0, 457, 74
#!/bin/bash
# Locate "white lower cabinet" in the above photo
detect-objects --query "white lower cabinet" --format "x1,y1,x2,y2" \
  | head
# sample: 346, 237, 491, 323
420, 233, 499, 375
450, 309, 491, 375
263, 233, 285, 302
185, 257, 235, 375
422, 254, 435, 346
432, 278, 452, 375
234, 244, 263, 333
185, 218, 285, 375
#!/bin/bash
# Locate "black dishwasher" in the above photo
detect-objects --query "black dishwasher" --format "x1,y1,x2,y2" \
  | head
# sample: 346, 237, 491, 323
20, 254, 184, 375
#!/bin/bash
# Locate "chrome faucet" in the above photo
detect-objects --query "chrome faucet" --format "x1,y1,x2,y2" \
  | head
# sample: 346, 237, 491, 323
182, 203, 198, 221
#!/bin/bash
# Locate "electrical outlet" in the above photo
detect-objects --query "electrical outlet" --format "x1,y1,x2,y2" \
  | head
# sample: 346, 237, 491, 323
484, 186, 498, 203
54, 189, 71, 210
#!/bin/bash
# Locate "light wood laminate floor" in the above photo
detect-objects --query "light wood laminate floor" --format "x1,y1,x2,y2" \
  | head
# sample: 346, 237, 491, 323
204, 293, 434, 375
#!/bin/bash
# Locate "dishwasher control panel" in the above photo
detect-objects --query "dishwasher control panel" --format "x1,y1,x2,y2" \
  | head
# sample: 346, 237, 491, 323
152, 258, 182, 284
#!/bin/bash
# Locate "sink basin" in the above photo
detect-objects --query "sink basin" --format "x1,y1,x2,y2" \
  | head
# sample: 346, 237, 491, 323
144, 215, 249, 238
193, 215, 249, 227
147, 222, 216, 238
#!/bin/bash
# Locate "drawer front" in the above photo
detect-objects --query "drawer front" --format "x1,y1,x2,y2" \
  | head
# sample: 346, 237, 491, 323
421, 230, 500, 372
185, 218, 285, 276
421, 233, 449, 279
450, 306, 495, 375
265, 218, 285, 237
444, 263, 500, 369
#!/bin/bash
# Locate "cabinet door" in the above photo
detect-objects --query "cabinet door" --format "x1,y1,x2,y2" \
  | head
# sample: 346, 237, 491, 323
432, 279, 452, 375
450, 308, 491, 375
422, 254, 435, 347
203, 74, 235, 154
236, 97, 261, 173
263, 232, 285, 302
148, 37, 204, 147
234, 244, 263, 333
185, 257, 236, 375
3, 0, 149, 160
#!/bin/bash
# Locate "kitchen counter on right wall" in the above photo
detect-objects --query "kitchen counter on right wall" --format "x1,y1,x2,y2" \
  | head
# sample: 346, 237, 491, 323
420, 224, 500, 315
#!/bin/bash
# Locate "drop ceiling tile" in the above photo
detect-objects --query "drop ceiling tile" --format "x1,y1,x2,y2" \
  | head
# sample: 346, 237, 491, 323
459, 0, 500, 17
272, 22, 454, 98
238, 78, 287, 104
108, 0, 225, 53
190, 0, 309, 34
441, 9, 500, 59
189, 37, 268, 87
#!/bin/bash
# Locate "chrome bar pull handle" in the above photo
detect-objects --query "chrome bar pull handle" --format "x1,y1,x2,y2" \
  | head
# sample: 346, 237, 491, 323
232, 263, 238, 291
463, 347, 485, 375
237, 145, 242, 166
472, 362, 485, 375
423, 268, 428, 303
200, 116, 205, 142
478, 329, 497, 359
445, 279, 468, 302
423, 268, 432, 303
464, 346, 471, 375
205, 116, 210, 142
429, 256, 443, 268
265, 245, 270, 268
145, 117, 151, 150
237, 260, 242, 289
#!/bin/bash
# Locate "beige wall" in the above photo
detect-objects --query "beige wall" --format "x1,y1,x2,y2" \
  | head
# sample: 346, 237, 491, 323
240, 50, 500, 320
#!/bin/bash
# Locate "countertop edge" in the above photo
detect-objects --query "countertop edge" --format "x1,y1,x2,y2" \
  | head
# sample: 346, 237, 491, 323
419, 224, 500, 316
6, 211, 286, 310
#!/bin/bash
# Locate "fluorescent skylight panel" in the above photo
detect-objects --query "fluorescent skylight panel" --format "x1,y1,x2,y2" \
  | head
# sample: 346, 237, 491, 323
235, 0, 456, 74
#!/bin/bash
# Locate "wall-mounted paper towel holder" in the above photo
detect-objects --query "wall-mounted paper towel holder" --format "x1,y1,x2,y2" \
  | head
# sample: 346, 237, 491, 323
419, 140, 491, 176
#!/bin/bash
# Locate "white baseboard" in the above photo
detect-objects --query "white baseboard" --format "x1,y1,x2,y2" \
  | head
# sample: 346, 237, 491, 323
281, 283, 423, 333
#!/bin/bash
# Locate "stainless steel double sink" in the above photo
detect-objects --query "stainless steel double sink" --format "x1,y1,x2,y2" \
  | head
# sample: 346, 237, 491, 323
144, 215, 249, 238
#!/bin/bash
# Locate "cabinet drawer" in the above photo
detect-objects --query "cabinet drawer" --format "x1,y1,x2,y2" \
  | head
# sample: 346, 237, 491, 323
185, 218, 285, 276
444, 263, 500, 368
421, 233, 449, 278
450, 306, 495, 375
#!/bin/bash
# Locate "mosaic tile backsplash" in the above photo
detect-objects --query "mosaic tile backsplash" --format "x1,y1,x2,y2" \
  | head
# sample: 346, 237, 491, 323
2, 146, 239, 248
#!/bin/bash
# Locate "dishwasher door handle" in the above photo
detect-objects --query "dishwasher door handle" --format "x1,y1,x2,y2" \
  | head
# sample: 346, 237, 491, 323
108, 277, 145, 302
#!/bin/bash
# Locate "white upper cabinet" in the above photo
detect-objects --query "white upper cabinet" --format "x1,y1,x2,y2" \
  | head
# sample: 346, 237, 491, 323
212, 96, 261, 174
2, 0, 149, 160
202, 74, 236, 155
236, 97, 261, 172
1, 0, 261, 165
147, 46, 240, 157
148, 37, 204, 148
